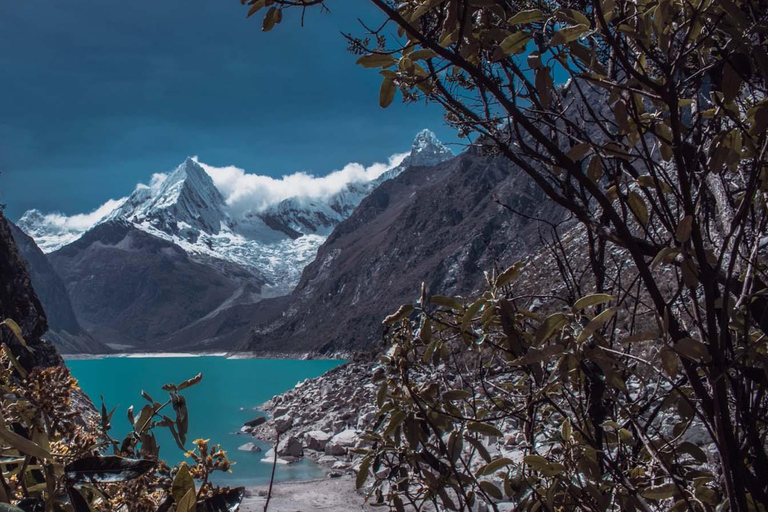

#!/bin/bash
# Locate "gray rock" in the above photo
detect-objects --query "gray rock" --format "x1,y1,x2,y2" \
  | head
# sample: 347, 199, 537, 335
277, 436, 304, 458
324, 441, 347, 456
332, 460, 348, 470
304, 430, 332, 451
272, 406, 289, 418
329, 471, 343, 478
238, 442, 262, 453
244, 416, 267, 428
274, 414, 293, 434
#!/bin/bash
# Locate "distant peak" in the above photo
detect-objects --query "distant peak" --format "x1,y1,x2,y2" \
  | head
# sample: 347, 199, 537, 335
404, 129, 453, 168
18, 209, 45, 223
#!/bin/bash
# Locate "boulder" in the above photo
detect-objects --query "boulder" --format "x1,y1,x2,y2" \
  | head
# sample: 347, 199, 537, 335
274, 414, 293, 434
277, 436, 304, 458
272, 407, 289, 418
324, 429, 358, 456
261, 448, 294, 465
304, 430, 332, 451
238, 442, 262, 453
244, 416, 267, 428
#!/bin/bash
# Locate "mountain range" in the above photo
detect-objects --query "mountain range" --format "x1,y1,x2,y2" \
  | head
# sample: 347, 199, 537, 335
13, 130, 456, 352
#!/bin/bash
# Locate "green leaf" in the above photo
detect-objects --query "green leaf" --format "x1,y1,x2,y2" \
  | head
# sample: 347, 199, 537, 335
246, 0, 266, 18
495, 262, 521, 288
430, 295, 463, 310
573, 294, 612, 312
508, 9, 545, 25
443, 389, 472, 401
561, 418, 572, 440
577, 307, 616, 342
172, 464, 196, 504
627, 191, 649, 228
479, 457, 513, 476
479, 481, 503, 500
523, 454, 549, 470
535, 313, 568, 343
355, 457, 370, 489
172, 393, 189, 446
262, 6, 280, 32
551, 24, 589, 45
499, 32, 530, 55
356, 54, 397, 69
642, 483, 678, 500
674, 338, 709, 362
177, 488, 197, 512
383, 305, 415, 325
566, 143, 591, 161
660, 347, 679, 378
409, 49, 437, 61
467, 422, 503, 437
379, 77, 396, 108
676, 216, 693, 243
176, 373, 203, 391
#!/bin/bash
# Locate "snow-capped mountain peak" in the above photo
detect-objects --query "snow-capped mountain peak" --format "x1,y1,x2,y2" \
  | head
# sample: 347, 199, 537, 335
110, 157, 228, 238
17, 129, 453, 292
404, 129, 453, 168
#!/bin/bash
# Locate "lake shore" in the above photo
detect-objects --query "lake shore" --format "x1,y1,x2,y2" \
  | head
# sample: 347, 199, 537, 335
241, 475, 373, 512
62, 351, 351, 361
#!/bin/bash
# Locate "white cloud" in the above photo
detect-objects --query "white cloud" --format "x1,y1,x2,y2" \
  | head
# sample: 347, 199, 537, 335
196, 152, 408, 215
19, 150, 408, 251
33, 198, 127, 232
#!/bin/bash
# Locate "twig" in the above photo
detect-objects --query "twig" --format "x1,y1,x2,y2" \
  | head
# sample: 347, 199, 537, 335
263, 431, 280, 512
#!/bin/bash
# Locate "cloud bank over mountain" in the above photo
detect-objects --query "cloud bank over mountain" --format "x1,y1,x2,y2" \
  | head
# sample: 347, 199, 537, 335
197, 152, 408, 216
17, 151, 408, 247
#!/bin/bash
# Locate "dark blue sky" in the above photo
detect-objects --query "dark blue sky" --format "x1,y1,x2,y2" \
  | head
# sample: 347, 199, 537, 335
0, 0, 454, 219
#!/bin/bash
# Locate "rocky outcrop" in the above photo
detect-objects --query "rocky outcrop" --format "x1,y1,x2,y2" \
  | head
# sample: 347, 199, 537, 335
0, 212, 61, 369
240, 150, 563, 354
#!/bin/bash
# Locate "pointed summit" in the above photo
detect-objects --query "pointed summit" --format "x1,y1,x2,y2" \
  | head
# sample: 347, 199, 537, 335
113, 157, 228, 237
402, 129, 453, 168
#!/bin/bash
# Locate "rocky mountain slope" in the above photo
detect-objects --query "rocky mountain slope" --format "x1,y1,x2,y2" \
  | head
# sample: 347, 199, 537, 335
8, 222, 111, 354
0, 212, 62, 368
238, 148, 564, 354
47, 220, 265, 350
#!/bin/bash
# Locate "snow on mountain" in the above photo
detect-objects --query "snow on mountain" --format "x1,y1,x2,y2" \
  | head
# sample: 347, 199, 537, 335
17, 130, 453, 293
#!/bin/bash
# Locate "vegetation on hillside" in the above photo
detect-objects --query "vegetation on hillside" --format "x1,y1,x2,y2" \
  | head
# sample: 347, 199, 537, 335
246, 0, 768, 510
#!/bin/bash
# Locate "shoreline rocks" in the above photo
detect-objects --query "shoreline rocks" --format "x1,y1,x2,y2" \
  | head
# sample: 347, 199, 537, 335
242, 358, 379, 475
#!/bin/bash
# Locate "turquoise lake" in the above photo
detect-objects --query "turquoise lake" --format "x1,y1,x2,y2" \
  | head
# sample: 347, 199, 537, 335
66, 356, 343, 486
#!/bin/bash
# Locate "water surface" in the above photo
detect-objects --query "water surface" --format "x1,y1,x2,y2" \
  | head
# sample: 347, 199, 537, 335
67, 356, 343, 486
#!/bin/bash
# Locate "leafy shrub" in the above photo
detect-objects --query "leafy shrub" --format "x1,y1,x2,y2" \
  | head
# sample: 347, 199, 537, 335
0, 321, 243, 512
357, 268, 766, 512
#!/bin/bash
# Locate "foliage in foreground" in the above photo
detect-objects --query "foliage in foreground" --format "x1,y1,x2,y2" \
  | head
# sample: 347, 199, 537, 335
356, 268, 764, 512
0, 322, 243, 512
247, 0, 768, 510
